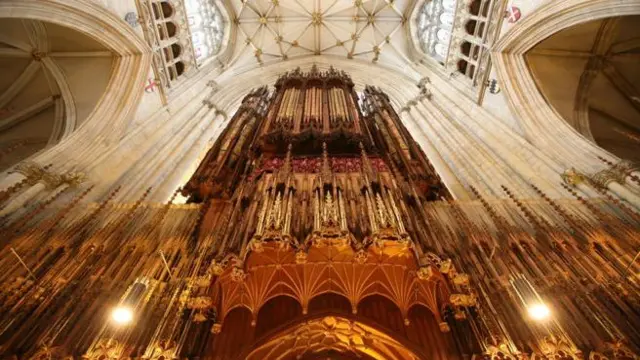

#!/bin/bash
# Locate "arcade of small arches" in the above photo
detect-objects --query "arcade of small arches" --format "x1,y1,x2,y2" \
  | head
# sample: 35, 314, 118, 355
412, 0, 501, 90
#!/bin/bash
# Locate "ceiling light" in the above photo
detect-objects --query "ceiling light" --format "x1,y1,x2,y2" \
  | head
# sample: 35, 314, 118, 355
527, 303, 550, 321
111, 306, 134, 325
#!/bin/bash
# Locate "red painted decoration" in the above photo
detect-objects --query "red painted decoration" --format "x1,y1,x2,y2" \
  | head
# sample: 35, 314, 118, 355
504, 6, 521, 23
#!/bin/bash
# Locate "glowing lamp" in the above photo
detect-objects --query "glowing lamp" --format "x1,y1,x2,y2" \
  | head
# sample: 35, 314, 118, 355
111, 306, 134, 325
527, 303, 550, 321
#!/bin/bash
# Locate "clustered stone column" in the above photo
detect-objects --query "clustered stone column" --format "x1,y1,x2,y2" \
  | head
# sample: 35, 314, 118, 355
0, 162, 85, 216
562, 160, 640, 209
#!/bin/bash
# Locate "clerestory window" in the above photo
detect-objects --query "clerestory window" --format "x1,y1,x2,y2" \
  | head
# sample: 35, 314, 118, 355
416, 0, 456, 63
184, 0, 225, 65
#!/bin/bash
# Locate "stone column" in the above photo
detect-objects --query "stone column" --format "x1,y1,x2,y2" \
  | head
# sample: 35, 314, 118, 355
0, 173, 26, 192
0, 183, 47, 216
0, 167, 85, 217
153, 105, 226, 200
591, 168, 640, 209
612, 160, 640, 194
607, 182, 640, 209
401, 108, 470, 200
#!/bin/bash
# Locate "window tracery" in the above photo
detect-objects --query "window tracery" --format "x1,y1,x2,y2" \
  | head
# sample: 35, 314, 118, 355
184, 0, 225, 65
454, 0, 496, 80
137, 0, 227, 101
416, 0, 456, 63
137, 0, 193, 93
413, 0, 503, 99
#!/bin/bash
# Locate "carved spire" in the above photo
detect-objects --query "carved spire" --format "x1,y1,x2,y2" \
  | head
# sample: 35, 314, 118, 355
320, 142, 332, 185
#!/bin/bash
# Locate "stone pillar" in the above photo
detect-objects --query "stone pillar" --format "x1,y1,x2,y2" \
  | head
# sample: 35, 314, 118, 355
153, 106, 225, 200
0, 173, 26, 192
612, 160, 640, 194
0, 166, 85, 216
0, 183, 47, 216
591, 167, 640, 209
401, 108, 470, 200
607, 182, 640, 209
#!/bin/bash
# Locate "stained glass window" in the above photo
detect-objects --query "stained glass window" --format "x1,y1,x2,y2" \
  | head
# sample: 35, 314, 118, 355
184, 0, 225, 65
416, 0, 456, 63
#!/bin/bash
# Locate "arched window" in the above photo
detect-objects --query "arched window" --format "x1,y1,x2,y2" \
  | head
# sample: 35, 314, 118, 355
152, 1, 174, 20
184, 0, 225, 65
415, 0, 456, 62
138, 0, 197, 92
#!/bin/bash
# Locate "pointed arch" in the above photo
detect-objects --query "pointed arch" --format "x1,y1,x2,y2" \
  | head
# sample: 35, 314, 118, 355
491, 0, 640, 174
0, 0, 151, 168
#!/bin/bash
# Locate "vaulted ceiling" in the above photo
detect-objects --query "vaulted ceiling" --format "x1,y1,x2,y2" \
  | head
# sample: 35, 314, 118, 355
226, 0, 416, 70
0, 19, 114, 171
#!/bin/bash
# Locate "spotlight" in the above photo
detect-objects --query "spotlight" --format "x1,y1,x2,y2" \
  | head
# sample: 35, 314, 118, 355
111, 306, 134, 325
527, 303, 550, 321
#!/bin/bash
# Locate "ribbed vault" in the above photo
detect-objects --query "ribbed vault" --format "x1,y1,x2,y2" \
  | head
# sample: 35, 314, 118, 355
227, 0, 414, 71
0, 19, 114, 171
527, 15, 640, 162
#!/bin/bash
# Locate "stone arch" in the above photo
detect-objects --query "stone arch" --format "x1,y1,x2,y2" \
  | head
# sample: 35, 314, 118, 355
0, 19, 115, 171
0, 0, 151, 171
492, 0, 640, 174
244, 315, 426, 360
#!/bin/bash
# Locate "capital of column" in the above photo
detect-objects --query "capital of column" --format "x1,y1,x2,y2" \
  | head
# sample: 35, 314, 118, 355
561, 168, 587, 187
11, 161, 86, 189
589, 168, 620, 189
611, 159, 638, 179
12, 161, 48, 183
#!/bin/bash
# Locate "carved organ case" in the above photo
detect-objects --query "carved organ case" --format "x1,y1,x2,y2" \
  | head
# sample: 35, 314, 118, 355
183, 66, 451, 250
182, 66, 458, 359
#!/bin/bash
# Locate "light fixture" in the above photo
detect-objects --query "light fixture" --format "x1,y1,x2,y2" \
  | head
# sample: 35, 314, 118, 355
527, 303, 550, 321
111, 306, 134, 325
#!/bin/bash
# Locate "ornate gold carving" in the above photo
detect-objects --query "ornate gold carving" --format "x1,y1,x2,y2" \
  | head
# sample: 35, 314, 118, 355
29, 343, 66, 360
439, 321, 451, 332
561, 168, 586, 186
536, 336, 581, 360
246, 316, 421, 360
353, 249, 368, 264
84, 339, 121, 360
209, 260, 225, 276
63, 171, 86, 188
230, 267, 247, 282
453, 273, 470, 286
187, 296, 212, 310
450, 293, 477, 307
249, 238, 265, 253
417, 265, 438, 281
602, 341, 639, 360
144, 339, 177, 360
590, 169, 619, 189
295, 250, 307, 264
484, 344, 518, 360
439, 259, 455, 275
13, 162, 46, 182
12, 162, 86, 189
612, 160, 638, 177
